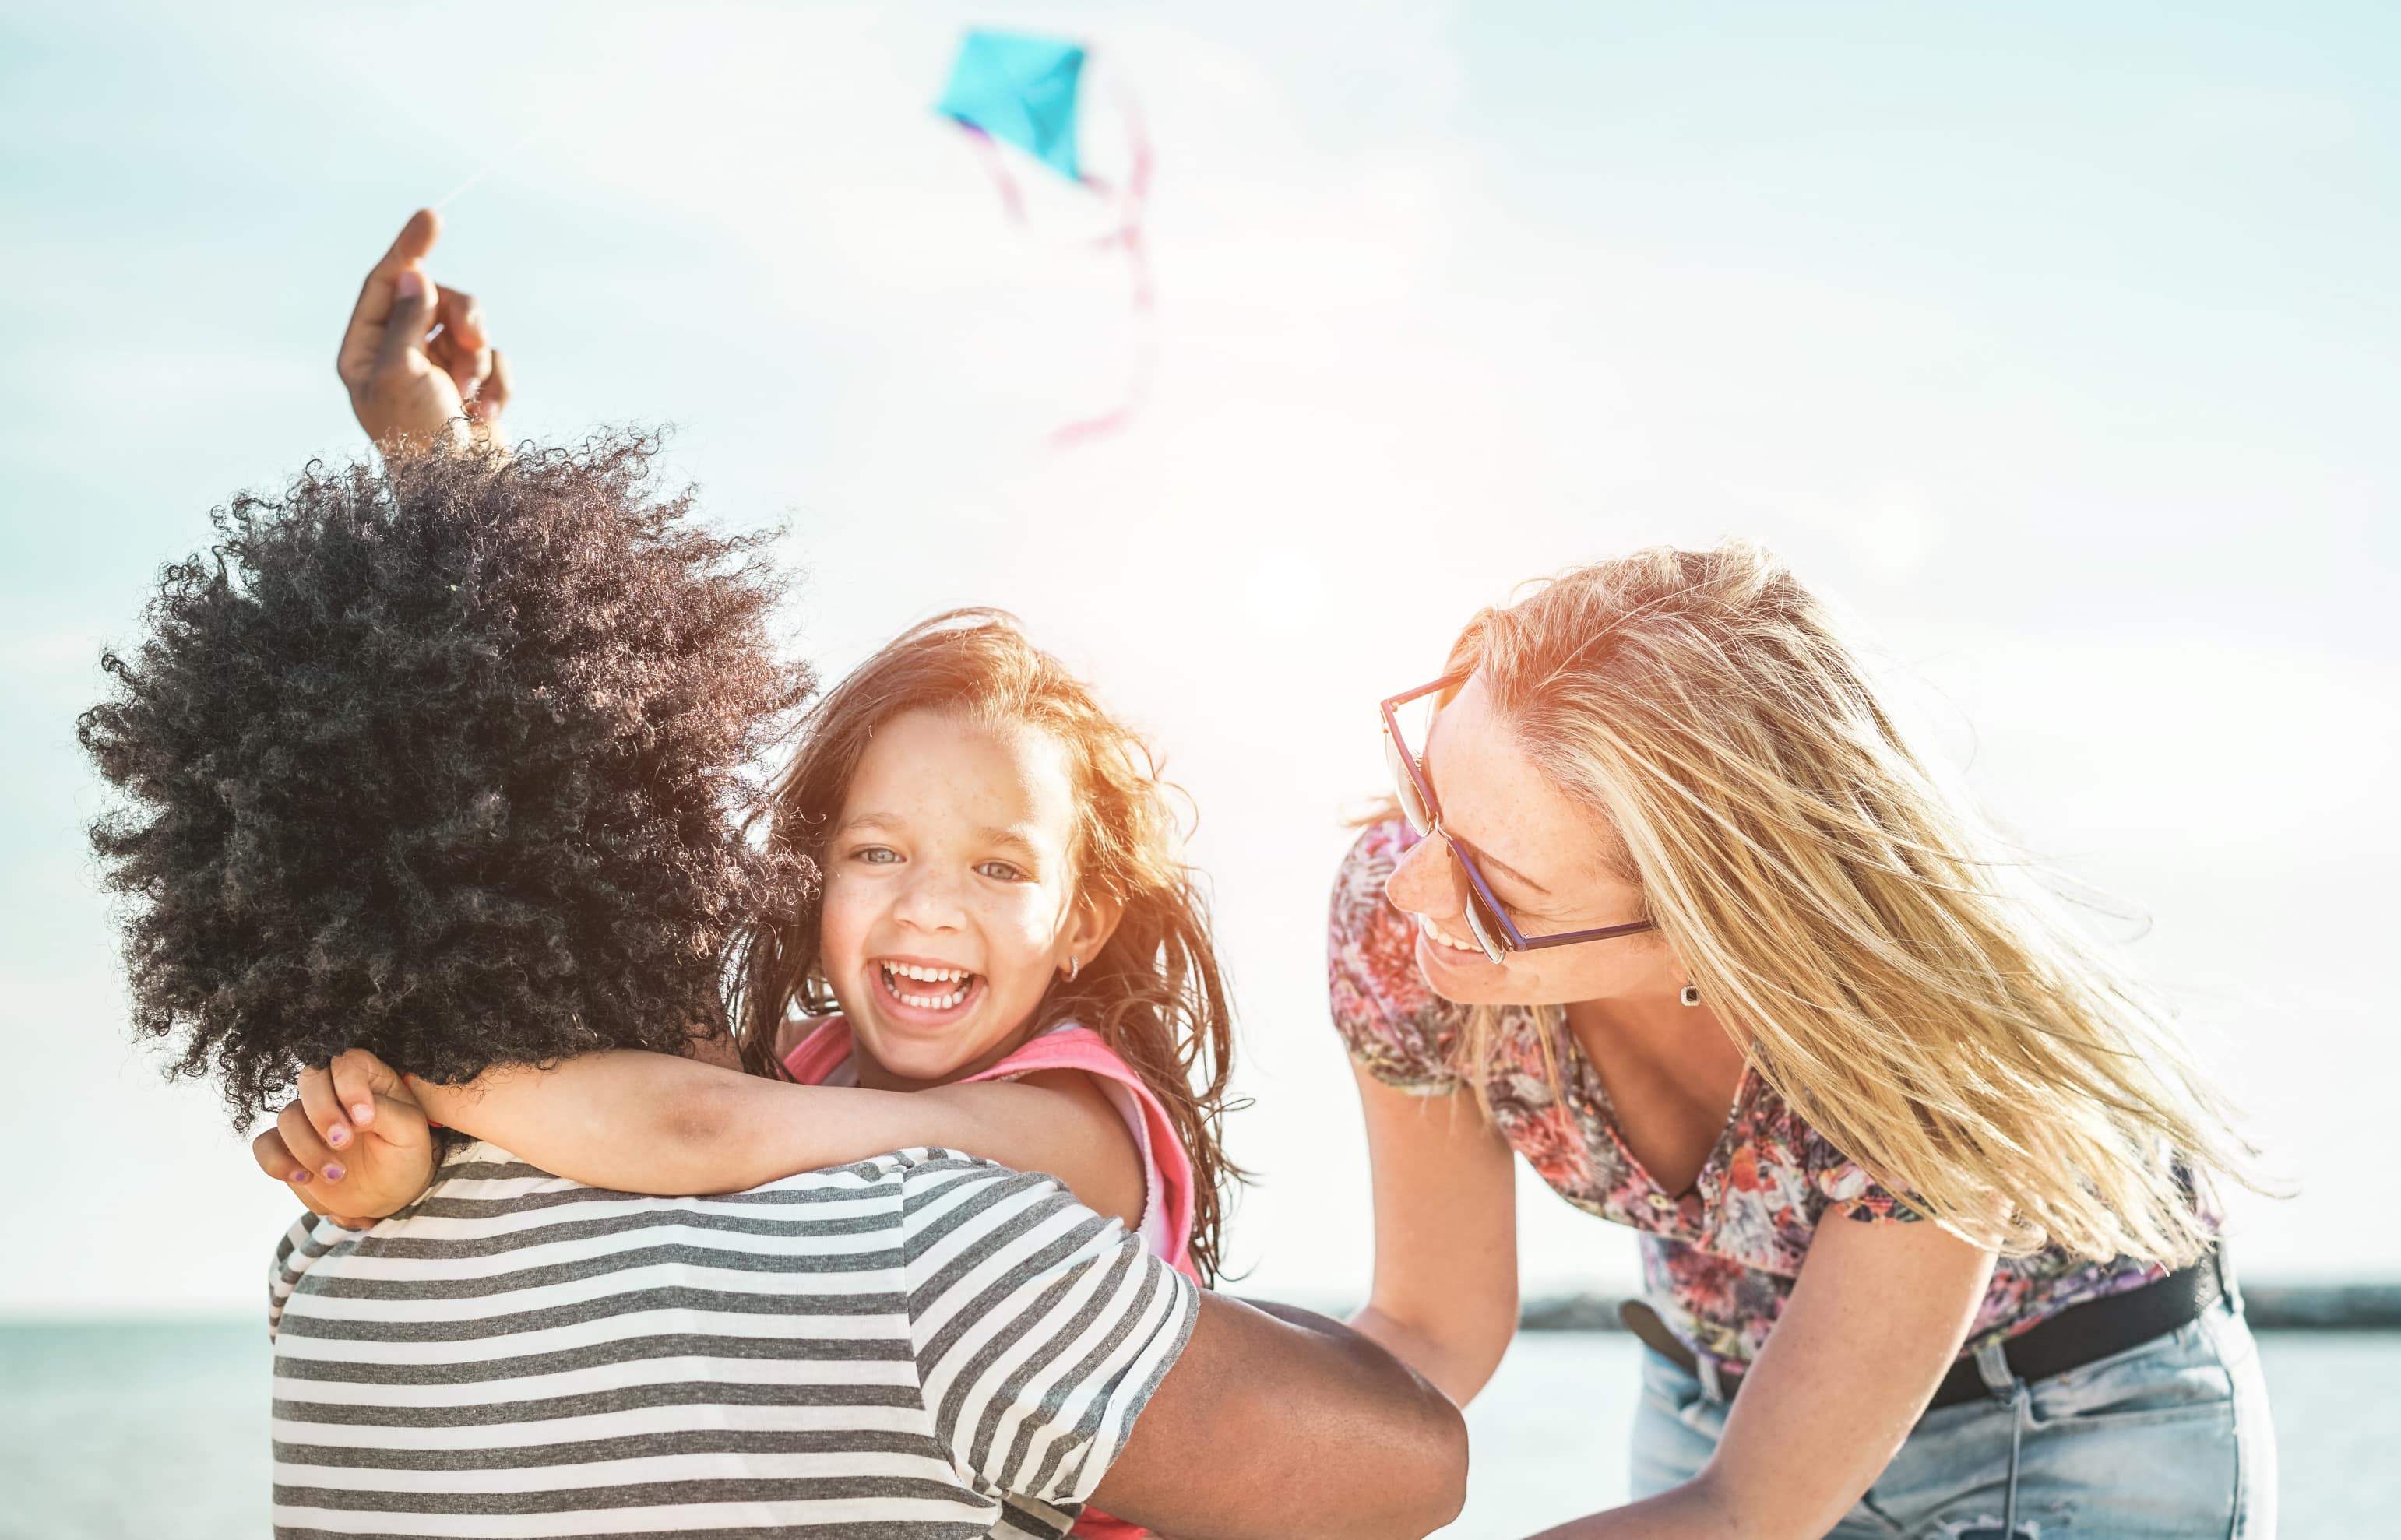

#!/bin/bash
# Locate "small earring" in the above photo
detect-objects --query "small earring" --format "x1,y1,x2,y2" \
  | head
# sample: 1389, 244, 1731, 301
1066, 957, 1080, 983
1679, 984, 1701, 1007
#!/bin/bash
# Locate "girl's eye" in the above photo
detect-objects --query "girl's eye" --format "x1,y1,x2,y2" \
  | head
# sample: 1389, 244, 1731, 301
976, 860, 1026, 882
854, 846, 900, 865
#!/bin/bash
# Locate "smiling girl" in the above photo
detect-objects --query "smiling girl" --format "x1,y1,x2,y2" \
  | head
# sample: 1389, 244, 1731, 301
269, 610, 1239, 1326
732, 608, 1239, 1289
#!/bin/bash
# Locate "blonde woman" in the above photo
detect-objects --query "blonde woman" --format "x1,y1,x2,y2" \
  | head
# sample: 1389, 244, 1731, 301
1332, 543, 2273, 1538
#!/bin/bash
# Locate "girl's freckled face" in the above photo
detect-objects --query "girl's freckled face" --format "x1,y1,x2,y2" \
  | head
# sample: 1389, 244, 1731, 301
819, 708, 1084, 1089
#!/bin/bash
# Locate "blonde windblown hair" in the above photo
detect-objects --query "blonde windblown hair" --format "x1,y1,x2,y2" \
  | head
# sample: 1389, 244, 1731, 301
1448, 541, 2258, 1265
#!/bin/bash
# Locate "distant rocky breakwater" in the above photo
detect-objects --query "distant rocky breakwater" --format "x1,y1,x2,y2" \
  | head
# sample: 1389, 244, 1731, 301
1517, 1282, 2401, 1333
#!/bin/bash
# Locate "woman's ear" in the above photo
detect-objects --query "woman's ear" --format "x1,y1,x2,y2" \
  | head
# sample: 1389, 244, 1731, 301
1062, 890, 1125, 974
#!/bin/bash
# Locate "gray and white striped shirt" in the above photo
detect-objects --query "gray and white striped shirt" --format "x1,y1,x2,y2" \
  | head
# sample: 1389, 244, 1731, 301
267, 1144, 1198, 1538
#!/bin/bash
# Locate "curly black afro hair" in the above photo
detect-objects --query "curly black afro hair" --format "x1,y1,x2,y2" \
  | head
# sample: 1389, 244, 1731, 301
79, 434, 815, 1127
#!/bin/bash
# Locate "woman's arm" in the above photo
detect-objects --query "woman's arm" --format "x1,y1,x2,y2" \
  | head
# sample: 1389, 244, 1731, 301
1523, 1216, 1997, 1540
411, 1050, 1146, 1229
1347, 1064, 1523, 1405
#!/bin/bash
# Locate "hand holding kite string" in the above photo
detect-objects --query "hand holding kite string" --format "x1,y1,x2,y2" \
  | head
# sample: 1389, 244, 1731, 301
336, 209, 512, 454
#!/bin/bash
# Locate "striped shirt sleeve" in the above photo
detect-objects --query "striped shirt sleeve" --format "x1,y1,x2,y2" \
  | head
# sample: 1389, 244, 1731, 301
901, 1151, 1199, 1512
265, 1211, 350, 1341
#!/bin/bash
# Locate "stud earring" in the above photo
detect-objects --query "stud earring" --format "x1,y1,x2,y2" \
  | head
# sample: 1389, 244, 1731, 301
1679, 984, 1702, 1007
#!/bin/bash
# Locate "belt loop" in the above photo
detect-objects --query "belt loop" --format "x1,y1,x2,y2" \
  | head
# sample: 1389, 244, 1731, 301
1695, 1352, 1727, 1405
1972, 1338, 2032, 1538
2001, 1379, 2030, 1538
1972, 1338, 2015, 1398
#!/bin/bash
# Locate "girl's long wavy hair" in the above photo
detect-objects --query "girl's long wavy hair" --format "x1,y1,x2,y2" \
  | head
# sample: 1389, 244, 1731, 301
1448, 541, 2262, 1265
733, 610, 1243, 1281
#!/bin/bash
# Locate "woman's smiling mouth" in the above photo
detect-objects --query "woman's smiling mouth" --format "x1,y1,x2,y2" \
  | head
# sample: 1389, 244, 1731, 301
1417, 914, 1484, 956
1412, 914, 1493, 982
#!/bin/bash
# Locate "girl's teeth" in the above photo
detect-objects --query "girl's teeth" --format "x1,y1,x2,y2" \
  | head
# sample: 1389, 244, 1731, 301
882, 963, 973, 1010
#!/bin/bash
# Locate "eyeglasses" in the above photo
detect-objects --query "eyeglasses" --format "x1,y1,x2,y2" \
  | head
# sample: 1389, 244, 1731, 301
1380, 675, 1657, 964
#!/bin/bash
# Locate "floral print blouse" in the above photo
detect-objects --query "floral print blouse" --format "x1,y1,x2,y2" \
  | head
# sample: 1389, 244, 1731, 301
1329, 820, 2179, 1369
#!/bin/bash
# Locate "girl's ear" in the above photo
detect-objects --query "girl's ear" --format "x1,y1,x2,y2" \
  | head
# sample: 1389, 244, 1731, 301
1062, 890, 1125, 974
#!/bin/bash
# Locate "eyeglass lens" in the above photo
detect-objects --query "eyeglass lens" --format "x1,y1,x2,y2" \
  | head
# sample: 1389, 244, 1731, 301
1383, 725, 1435, 837
1388, 706, 1509, 963
1449, 844, 1509, 962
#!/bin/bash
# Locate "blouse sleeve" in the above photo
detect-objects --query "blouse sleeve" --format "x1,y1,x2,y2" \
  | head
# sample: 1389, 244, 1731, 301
1802, 1127, 1925, 1225
1327, 821, 1466, 1096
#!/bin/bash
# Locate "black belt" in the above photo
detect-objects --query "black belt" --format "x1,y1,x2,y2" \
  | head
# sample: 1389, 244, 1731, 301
1620, 1250, 2228, 1414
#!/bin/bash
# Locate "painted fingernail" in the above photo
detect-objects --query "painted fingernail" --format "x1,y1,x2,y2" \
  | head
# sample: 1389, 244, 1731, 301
351, 1103, 374, 1124
290, 1169, 312, 1185
395, 269, 424, 300
322, 1164, 347, 1183
327, 1125, 350, 1148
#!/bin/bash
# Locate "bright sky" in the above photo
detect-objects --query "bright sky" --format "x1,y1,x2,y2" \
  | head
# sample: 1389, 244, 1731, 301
4, 1, 2396, 1315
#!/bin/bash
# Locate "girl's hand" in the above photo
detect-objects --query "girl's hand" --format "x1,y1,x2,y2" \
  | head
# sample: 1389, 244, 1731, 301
250, 1050, 438, 1228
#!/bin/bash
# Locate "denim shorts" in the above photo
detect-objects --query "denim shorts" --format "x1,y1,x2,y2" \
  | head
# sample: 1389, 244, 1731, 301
1630, 1297, 2276, 1538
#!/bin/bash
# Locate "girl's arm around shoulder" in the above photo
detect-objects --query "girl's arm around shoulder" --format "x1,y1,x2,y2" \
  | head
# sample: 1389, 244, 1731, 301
940, 1068, 1147, 1233
410, 1050, 1146, 1230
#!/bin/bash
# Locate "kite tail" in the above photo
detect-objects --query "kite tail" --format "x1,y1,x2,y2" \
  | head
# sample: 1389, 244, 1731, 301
959, 122, 1030, 223
1049, 98, 1156, 449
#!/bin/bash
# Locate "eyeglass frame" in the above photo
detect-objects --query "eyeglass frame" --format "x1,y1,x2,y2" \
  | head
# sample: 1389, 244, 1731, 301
1379, 674, 1658, 961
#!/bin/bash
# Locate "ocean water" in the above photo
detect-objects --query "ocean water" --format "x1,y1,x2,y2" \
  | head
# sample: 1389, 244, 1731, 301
1, 1323, 2392, 1538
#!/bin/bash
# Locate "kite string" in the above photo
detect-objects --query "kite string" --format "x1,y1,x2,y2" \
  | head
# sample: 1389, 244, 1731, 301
431, 118, 564, 211
430, 61, 646, 210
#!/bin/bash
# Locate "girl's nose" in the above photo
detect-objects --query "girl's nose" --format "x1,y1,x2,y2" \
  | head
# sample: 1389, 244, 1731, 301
1384, 832, 1465, 922
892, 866, 967, 930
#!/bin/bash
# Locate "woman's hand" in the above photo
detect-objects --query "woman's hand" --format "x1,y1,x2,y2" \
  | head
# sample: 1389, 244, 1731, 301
336, 209, 512, 454
251, 1050, 438, 1229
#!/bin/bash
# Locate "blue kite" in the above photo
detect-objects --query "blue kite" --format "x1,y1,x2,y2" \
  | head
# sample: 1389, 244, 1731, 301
939, 30, 1090, 185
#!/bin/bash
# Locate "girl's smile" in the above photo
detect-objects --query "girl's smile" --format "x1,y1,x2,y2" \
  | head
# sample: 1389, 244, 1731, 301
868, 955, 987, 1022
819, 707, 1114, 1090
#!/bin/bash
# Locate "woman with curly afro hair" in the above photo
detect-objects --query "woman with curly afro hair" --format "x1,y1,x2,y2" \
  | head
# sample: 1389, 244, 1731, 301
79, 432, 816, 1130
66, 212, 1473, 1540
